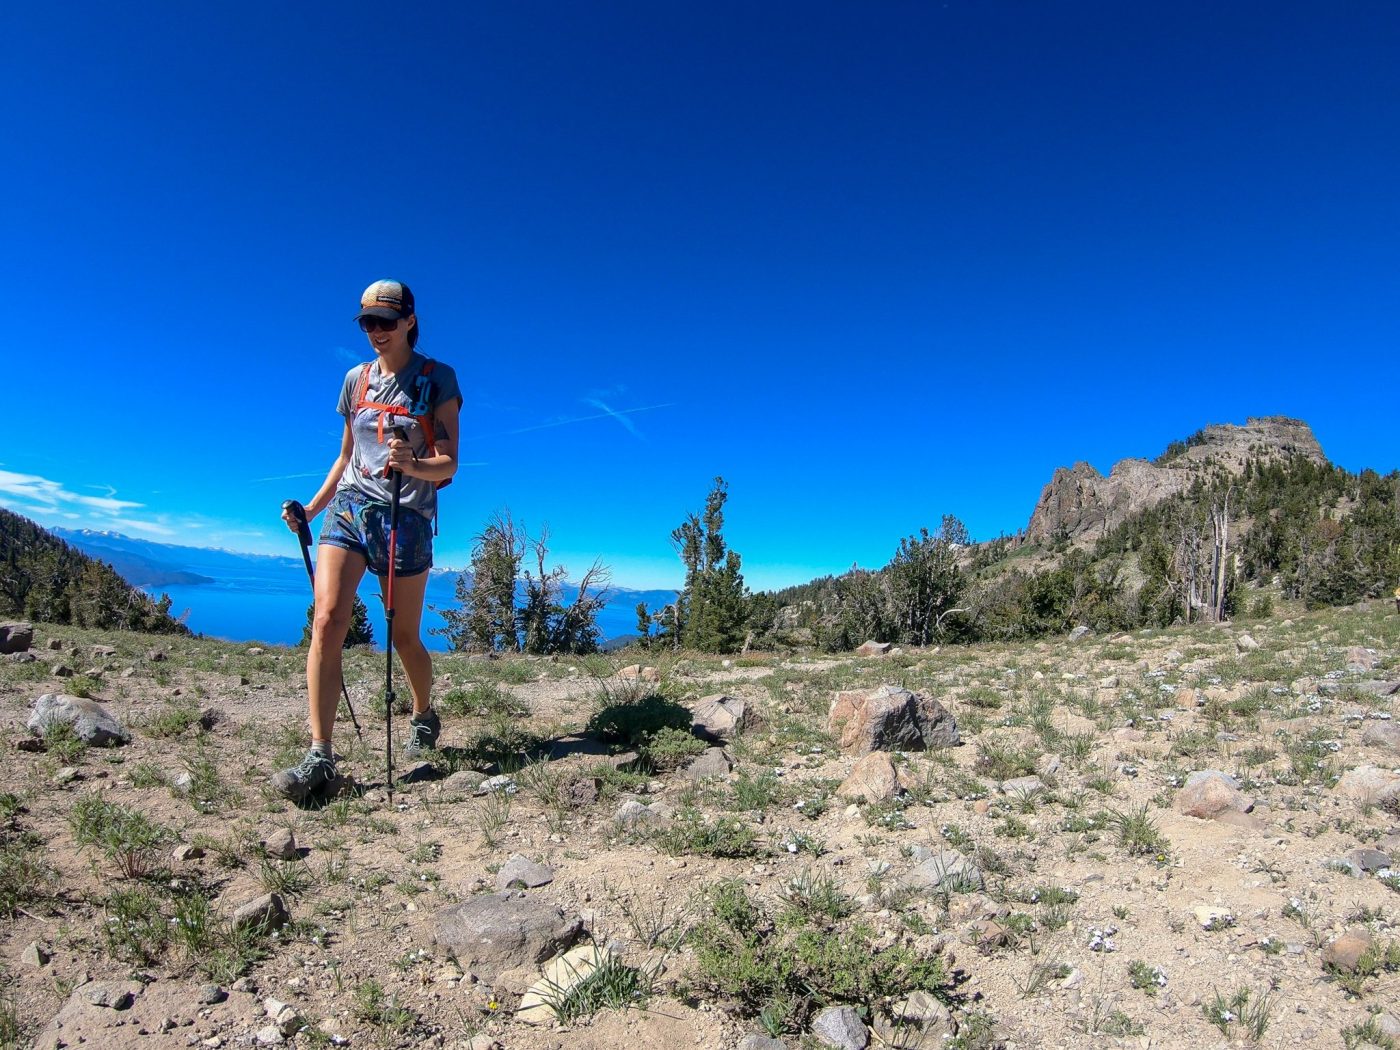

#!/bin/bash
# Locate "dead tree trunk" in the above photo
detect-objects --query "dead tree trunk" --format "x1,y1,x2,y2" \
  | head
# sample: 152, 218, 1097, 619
1209, 488, 1232, 622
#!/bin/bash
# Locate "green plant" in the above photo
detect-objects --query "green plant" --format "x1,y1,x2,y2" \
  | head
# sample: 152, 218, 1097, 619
531, 946, 659, 1024
1203, 986, 1272, 1042
352, 979, 419, 1035
639, 725, 706, 772
1106, 805, 1170, 862
142, 697, 205, 738
1128, 960, 1166, 996
437, 681, 528, 719
69, 795, 174, 878
42, 722, 87, 764
777, 869, 853, 921
654, 807, 760, 858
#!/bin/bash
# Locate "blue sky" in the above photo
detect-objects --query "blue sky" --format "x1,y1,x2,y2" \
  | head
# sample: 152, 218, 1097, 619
4, 2, 1398, 590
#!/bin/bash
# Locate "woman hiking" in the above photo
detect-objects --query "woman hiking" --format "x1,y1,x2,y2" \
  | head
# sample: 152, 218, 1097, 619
272, 280, 462, 801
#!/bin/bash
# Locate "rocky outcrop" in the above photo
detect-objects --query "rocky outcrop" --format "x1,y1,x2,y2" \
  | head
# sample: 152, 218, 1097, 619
828, 685, 959, 755
1026, 417, 1326, 543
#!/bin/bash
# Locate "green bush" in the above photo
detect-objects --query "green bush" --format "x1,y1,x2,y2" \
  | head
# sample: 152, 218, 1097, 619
688, 880, 949, 1033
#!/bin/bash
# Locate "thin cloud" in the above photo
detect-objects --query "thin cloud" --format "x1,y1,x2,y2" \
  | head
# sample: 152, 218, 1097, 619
584, 398, 643, 440
0, 468, 143, 513
472, 403, 673, 439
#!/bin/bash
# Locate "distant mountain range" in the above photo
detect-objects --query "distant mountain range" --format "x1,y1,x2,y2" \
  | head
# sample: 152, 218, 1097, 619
52, 528, 677, 646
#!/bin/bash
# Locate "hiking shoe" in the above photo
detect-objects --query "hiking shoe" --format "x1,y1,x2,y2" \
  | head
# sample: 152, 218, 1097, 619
404, 708, 441, 756
270, 748, 337, 801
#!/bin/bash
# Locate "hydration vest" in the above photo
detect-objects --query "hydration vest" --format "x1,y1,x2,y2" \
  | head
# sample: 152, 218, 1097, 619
351, 358, 452, 491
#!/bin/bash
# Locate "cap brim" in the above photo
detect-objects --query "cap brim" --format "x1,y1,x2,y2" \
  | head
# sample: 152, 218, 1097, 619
355, 306, 405, 321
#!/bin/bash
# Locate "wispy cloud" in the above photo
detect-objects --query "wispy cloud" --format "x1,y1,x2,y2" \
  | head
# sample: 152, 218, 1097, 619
472, 403, 673, 440
0, 469, 144, 514
583, 398, 643, 440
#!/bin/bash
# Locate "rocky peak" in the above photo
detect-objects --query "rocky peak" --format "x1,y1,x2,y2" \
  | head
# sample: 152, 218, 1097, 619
1025, 417, 1326, 544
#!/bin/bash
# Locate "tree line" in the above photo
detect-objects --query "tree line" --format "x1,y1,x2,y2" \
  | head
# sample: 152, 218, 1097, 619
412, 452, 1400, 657
0, 508, 191, 635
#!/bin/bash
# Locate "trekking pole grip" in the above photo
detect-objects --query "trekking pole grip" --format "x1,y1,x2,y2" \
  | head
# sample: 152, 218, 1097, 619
282, 500, 314, 548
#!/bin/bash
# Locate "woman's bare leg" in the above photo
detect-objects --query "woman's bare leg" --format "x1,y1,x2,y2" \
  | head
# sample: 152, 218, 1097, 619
308, 544, 368, 743
380, 569, 432, 715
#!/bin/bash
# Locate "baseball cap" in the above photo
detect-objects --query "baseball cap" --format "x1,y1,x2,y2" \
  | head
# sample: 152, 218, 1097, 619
355, 280, 415, 321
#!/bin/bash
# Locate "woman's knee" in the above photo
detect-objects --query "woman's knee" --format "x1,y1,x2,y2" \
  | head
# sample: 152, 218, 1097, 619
391, 621, 423, 652
313, 602, 355, 641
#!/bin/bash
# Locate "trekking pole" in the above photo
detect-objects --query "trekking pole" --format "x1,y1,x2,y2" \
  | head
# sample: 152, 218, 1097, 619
282, 501, 364, 741
383, 426, 410, 805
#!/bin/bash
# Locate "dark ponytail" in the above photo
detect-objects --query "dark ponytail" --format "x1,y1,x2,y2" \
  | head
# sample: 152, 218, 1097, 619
399, 282, 420, 349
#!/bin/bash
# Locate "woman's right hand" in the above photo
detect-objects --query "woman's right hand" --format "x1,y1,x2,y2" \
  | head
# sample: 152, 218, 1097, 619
281, 501, 307, 534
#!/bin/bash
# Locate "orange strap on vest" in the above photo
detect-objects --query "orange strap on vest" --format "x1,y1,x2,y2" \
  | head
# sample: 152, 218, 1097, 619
353, 360, 450, 488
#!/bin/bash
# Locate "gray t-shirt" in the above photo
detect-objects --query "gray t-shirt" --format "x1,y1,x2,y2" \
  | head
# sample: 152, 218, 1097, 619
336, 352, 463, 518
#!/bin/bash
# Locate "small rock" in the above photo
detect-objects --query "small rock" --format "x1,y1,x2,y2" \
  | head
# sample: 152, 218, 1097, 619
681, 747, 734, 781
81, 980, 139, 1009
496, 854, 555, 891
52, 766, 80, 785
15, 737, 44, 752
1345, 847, 1392, 873
1067, 625, 1091, 642
517, 945, 615, 1025
855, 640, 893, 656
263, 998, 300, 1036
420, 892, 582, 981
254, 1024, 285, 1045
1236, 633, 1260, 652
900, 849, 984, 893
738, 1036, 788, 1050
1323, 929, 1374, 972
615, 799, 664, 828
197, 985, 226, 1005
438, 769, 488, 795
232, 893, 289, 932
172, 843, 205, 862
477, 774, 517, 795
1000, 775, 1045, 796
1362, 721, 1400, 752
1176, 770, 1254, 820
837, 751, 901, 803
690, 694, 755, 742
811, 1004, 869, 1049
21, 941, 50, 968
262, 828, 297, 860
1193, 906, 1234, 930
1335, 765, 1400, 806
46, 637, 64, 651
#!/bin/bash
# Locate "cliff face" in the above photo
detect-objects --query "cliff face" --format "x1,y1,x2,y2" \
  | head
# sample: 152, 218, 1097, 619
1024, 417, 1326, 544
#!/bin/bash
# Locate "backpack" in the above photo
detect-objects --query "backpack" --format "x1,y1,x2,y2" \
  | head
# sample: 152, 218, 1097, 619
352, 358, 453, 491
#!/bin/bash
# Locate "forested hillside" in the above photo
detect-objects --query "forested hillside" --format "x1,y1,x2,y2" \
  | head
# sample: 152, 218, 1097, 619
0, 508, 191, 635
749, 446, 1400, 652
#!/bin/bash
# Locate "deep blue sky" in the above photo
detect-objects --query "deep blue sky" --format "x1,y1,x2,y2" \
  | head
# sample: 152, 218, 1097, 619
4, 2, 1397, 589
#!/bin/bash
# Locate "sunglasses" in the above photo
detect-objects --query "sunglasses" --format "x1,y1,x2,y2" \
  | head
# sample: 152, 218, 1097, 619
357, 316, 401, 333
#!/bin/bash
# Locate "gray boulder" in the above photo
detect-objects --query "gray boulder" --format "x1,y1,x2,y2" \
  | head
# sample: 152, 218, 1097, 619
811, 1005, 869, 1049
899, 848, 984, 893
27, 693, 129, 746
690, 694, 753, 742
828, 684, 959, 756
421, 892, 582, 981
496, 854, 555, 891
682, 747, 734, 781
0, 622, 34, 654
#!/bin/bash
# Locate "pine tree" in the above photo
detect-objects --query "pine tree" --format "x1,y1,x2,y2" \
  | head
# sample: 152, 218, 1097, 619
671, 477, 749, 652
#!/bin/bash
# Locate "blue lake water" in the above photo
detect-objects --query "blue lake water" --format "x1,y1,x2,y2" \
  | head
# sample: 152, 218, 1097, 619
145, 572, 651, 650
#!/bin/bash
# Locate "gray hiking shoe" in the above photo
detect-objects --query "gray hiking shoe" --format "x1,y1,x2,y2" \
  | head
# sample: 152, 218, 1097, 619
270, 748, 337, 801
404, 708, 441, 756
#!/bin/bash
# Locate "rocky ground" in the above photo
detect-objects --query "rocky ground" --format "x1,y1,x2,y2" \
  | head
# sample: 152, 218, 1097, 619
2, 599, 1399, 1050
